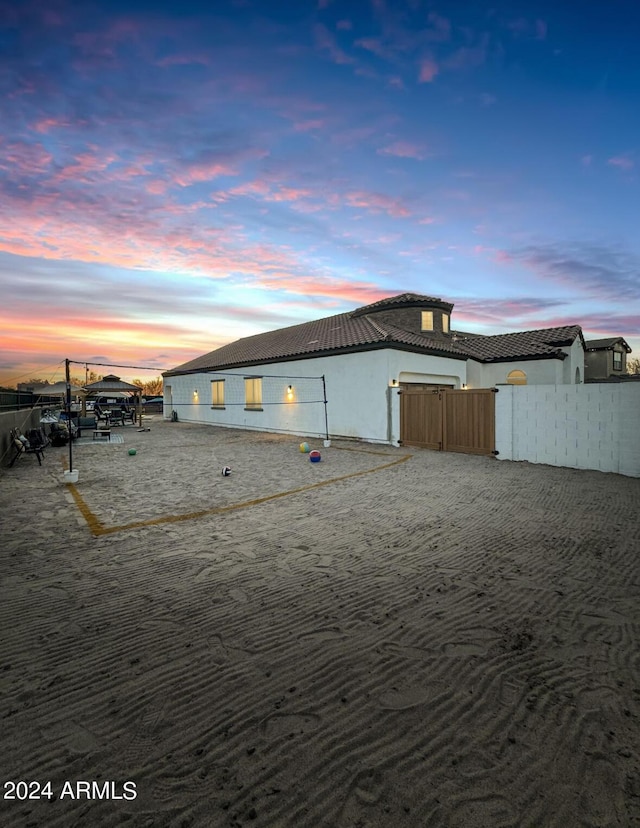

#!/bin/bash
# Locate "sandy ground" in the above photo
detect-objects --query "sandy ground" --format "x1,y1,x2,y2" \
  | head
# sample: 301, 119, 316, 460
1, 418, 639, 828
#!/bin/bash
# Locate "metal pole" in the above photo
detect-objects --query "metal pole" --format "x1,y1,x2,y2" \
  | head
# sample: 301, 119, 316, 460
322, 375, 329, 441
66, 358, 73, 472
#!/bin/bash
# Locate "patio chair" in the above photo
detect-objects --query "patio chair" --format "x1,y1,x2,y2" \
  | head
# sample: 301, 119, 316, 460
27, 427, 49, 450
120, 405, 136, 424
9, 428, 45, 467
94, 404, 109, 424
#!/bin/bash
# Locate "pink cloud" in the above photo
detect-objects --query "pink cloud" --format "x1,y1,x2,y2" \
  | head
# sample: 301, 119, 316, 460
581, 154, 593, 166
227, 180, 312, 206
344, 190, 410, 217
535, 19, 548, 39
156, 53, 211, 68
293, 119, 326, 132
145, 180, 168, 195
355, 37, 393, 60
173, 148, 268, 187
336, 19, 352, 31
314, 23, 355, 65
0, 141, 53, 175
54, 152, 117, 183
443, 41, 487, 71
229, 180, 272, 198
607, 155, 634, 171
418, 57, 439, 83
32, 116, 75, 134
173, 162, 239, 186
378, 141, 427, 160
270, 187, 312, 202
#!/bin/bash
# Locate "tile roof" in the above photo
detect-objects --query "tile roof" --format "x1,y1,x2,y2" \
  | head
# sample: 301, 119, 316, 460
165, 295, 584, 375
352, 292, 453, 315
454, 326, 584, 362
585, 337, 631, 352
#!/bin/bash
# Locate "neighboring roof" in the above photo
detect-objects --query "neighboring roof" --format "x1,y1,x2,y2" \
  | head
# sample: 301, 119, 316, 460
164, 295, 585, 376
584, 337, 632, 353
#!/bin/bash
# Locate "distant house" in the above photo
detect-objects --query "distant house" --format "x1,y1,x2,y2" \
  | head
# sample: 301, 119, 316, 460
584, 337, 632, 381
163, 293, 629, 446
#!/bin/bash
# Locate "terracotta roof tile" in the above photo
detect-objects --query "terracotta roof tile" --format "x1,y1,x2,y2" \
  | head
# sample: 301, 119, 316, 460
454, 326, 583, 362
165, 296, 584, 375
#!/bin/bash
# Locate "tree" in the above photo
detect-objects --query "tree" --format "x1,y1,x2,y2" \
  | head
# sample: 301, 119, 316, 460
69, 370, 103, 387
627, 357, 640, 375
145, 376, 164, 396
131, 376, 163, 396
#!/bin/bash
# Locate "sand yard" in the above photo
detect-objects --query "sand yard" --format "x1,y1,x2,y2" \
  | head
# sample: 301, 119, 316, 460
1, 419, 639, 827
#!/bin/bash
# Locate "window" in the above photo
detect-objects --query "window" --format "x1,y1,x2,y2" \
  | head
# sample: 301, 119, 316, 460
442, 313, 450, 333
613, 351, 622, 371
244, 377, 262, 410
421, 310, 434, 331
211, 379, 225, 408
507, 369, 527, 385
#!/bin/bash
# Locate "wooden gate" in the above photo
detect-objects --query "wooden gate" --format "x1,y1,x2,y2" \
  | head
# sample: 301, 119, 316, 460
400, 387, 496, 456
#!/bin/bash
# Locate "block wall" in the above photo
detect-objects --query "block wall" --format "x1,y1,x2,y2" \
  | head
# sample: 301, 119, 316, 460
495, 383, 640, 478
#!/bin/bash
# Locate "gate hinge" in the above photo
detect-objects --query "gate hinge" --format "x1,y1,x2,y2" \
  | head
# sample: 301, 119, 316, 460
492, 450, 500, 455
492, 387, 499, 393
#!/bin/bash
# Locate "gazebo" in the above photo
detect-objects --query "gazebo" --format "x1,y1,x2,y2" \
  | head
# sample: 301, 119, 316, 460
82, 374, 142, 425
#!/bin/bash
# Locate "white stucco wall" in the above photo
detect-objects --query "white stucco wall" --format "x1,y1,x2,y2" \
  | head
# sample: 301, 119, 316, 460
468, 356, 563, 387
495, 382, 640, 477
467, 340, 585, 388
165, 348, 467, 445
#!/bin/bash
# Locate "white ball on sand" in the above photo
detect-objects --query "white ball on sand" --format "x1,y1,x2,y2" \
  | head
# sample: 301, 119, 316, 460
221, 466, 232, 476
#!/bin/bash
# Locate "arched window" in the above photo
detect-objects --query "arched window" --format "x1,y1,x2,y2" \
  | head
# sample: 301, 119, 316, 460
575, 367, 581, 384
507, 369, 527, 385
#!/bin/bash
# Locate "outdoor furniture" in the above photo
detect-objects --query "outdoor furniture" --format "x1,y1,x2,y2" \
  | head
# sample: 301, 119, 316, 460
92, 429, 111, 441
93, 404, 110, 424
107, 410, 125, 426
9, 428, 45, 467
121, 406, 136, 424
76, 416, 97, 437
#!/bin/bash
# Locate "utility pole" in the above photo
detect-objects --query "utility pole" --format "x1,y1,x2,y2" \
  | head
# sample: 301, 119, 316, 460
66, 358, 73, 473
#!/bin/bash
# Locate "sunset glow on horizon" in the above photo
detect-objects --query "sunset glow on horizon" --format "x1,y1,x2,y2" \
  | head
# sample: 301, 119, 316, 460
2, 0, 639, 388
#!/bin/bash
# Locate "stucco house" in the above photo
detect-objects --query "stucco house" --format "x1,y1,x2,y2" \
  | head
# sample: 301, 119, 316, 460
162, 293, 606, 446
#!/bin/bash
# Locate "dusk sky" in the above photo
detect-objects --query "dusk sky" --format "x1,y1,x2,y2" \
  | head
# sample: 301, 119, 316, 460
2, 0, 639, 387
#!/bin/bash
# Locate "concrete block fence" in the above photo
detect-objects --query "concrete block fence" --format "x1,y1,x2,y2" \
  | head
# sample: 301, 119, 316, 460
495, 383, 640, 478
